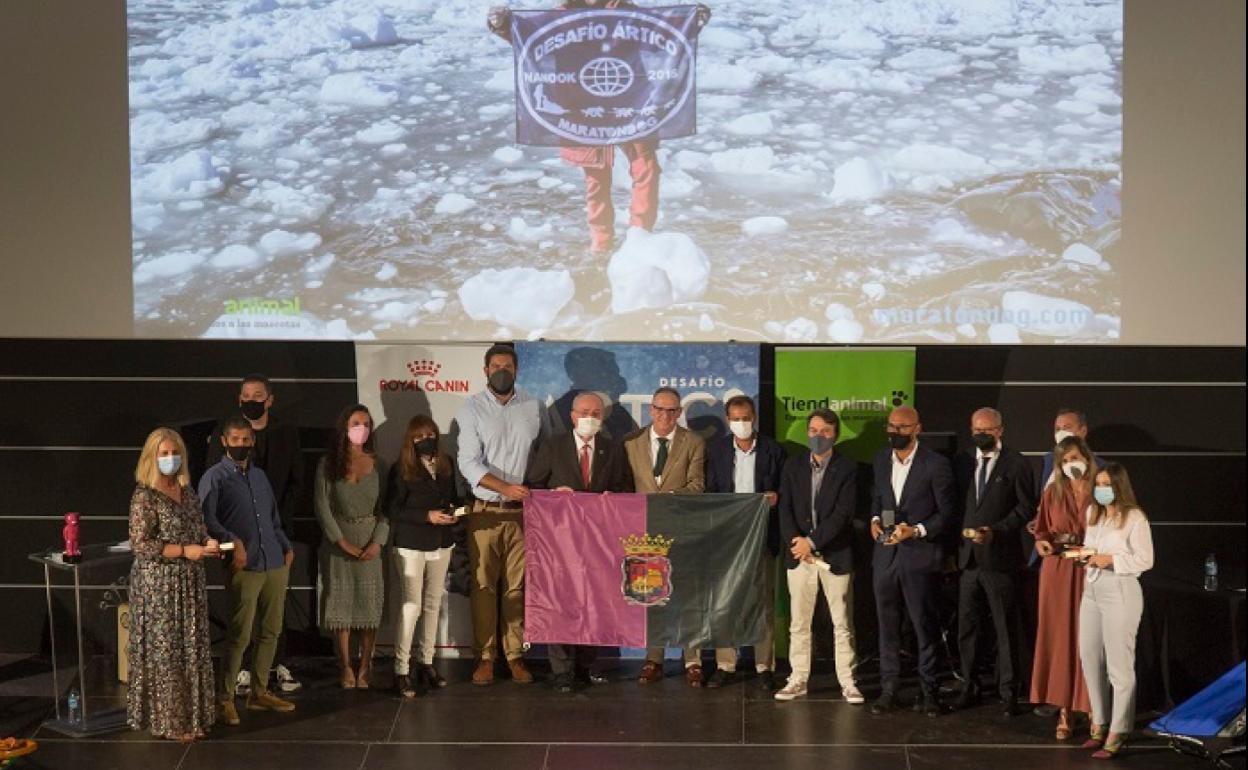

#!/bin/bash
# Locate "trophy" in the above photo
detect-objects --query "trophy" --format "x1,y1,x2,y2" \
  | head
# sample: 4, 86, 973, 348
877, 509, 897, 543
62, 512, 82, 564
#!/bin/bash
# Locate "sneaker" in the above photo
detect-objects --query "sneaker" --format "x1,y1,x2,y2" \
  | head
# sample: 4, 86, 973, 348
774, 679, 808, 702
842, 685, 865, 705
217, 700, 240, 726
274, 664, 302, 693
235, 670, 251, 696
246, 690, 296, 713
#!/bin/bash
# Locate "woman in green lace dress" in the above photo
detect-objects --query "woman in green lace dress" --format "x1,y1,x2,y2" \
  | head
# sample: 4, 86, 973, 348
127, 427, 219, 741
316, 404, 389, 689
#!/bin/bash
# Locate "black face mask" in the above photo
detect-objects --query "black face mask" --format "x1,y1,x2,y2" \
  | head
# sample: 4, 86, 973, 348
415, 437, 439, 456
488, 369, 515, 394
887, 432, 912, 450
971, 432, 997, 451
239, 400, 267, 420
226, 445, 252, 463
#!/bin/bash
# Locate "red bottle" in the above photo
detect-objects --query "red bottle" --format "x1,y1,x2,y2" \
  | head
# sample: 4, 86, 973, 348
62, 512, 81, 564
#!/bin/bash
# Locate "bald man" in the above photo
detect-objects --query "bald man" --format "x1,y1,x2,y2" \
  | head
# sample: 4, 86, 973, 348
868, 406, 956, 717
952, 408, 1035, 716
525, 391, 633, 691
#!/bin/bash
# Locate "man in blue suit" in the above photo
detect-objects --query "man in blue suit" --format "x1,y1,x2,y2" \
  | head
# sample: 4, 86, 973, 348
868, 406, 957, 717
703, 394, 786, 688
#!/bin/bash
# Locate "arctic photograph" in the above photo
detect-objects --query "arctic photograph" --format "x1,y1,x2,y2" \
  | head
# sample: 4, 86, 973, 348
128, 0, 1123, 343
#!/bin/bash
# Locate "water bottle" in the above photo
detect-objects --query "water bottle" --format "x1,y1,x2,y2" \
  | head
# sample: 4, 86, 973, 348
67, 687, 81, 724
1204, 553, 1219, 591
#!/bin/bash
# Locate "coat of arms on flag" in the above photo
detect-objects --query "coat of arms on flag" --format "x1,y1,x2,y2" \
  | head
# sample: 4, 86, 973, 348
620, 533, 674, 607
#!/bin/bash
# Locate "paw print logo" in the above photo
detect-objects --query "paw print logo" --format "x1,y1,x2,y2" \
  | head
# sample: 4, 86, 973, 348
890, 390, 909, 407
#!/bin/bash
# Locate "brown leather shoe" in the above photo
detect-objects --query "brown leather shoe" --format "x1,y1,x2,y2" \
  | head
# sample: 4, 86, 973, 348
217, 699, 241, 726
246, 690, 295, 712
472, 659, 495, 686
637, 660, 663, 685
508, 658, 534, 684
685, 664, 705, 688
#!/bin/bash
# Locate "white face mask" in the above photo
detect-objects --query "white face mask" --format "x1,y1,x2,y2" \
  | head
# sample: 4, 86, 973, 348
1054, 429, 1075, 445
1061, 460, 1088, 480
575, 416, 602, 439
728, 419, 754, 441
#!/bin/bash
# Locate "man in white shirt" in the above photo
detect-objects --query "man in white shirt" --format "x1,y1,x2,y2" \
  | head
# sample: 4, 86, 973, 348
702, 395, 786, 689
868, 406, 956, 717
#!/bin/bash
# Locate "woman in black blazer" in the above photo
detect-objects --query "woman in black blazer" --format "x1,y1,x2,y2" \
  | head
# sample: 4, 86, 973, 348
385, 415, 463, 698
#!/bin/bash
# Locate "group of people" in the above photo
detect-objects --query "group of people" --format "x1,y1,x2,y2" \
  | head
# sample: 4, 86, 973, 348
124, 346, 1154, 762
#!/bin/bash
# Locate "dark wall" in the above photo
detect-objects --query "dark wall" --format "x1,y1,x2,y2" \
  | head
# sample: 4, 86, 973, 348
0, 339, 1242, 653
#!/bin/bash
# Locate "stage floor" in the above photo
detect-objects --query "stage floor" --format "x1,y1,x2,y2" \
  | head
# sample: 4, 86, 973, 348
1, 657, 1234, 770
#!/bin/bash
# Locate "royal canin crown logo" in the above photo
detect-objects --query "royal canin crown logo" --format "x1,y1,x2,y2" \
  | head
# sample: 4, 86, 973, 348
407, 359, 442, 378
380, 359, 469, 394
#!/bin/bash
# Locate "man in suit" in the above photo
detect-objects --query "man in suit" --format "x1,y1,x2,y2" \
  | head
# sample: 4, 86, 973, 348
625, 386, 707, 686
869, 406, 957, 717
702, 394, 786, 689
773, 409, 864, 705
953, 407, 1036, 716
527, 391, 633, 692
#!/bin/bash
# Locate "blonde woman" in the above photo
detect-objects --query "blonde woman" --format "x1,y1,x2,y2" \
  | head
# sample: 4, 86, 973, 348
126, 427, 219, 742
1031, 435, 1095, 740
1077, 463, 1153, 759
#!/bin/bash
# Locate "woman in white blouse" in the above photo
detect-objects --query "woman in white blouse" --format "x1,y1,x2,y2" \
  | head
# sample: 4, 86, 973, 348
1077, 462, 1154, 760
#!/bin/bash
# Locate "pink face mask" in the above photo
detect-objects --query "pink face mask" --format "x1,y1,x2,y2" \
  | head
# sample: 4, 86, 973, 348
347, 425, 371, 446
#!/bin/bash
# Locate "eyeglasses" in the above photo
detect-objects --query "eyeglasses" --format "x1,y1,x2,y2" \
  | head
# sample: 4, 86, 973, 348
886, 423, 916, 431
651, 405, 681, 415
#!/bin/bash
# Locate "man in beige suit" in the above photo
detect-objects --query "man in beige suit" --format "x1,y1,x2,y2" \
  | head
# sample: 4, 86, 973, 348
625, 386, 707, 686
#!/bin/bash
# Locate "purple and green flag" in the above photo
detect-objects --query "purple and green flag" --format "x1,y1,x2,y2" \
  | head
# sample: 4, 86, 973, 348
524, 490, 770, 648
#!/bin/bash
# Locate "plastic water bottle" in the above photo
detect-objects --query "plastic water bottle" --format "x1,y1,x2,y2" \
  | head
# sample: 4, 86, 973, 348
67, 687, 81, 724
1204, 553, 1219, 591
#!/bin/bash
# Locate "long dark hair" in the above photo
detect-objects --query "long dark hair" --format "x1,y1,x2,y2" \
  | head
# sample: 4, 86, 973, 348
324, 403, 375, 481
400, 414, 452, 482
1089, 461, 1144, 528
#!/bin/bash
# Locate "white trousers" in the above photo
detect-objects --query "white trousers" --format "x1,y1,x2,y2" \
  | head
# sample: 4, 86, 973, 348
786, 560, 857, 687
392, 546, 452, 675
1079, 575, 1143, 734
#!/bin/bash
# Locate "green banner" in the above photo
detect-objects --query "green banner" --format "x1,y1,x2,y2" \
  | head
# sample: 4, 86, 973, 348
770, 346, 916, 657
773, 347, 917, 463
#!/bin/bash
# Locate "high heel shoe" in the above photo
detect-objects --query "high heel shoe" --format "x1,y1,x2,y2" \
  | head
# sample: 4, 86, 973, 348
394, 674, 417, 699
420, 663, 448, 689
1082, 724, 1107, 750
340, 665, 356, 689
356, 662, 372, 689
1092, 734, 1126, 759
1055, 709, 1072, 741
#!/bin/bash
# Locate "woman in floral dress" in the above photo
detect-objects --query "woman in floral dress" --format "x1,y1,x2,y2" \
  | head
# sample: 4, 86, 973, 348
127, 427, 219, 741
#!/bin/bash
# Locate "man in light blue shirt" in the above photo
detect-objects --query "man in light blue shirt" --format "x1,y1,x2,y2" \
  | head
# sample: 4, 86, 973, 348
456, 344, 542, 686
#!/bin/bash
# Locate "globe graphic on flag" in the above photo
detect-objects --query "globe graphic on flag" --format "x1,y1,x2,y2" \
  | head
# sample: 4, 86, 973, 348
579, 57, 635, 98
